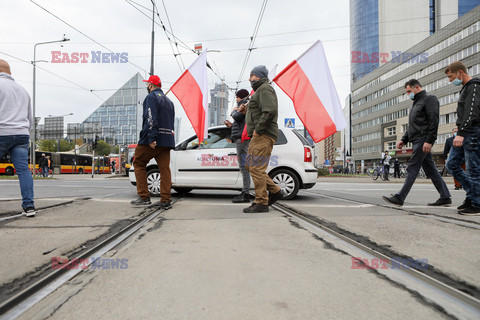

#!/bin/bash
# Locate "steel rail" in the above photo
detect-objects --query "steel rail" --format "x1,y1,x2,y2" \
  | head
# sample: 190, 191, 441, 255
0, 201, 174, 320
273, 201, 480, 320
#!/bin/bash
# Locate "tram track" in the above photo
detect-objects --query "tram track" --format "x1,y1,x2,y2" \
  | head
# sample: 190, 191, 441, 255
0, 199, 176, 320
273, 200, 480, 320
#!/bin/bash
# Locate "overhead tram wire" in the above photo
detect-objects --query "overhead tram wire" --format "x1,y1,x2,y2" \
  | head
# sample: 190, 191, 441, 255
125, 0, 184, 72
160, 0, 185, 70
0, 50, 104, 101
29, 0, 148, 76
236, 0, 268, 90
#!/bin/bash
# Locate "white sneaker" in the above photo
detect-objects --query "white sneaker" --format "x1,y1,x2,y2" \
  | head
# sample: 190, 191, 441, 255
23, 207, 36, 217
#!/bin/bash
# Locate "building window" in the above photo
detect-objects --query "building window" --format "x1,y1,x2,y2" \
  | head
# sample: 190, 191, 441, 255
387, 142, 396, 150
388, 127, 396, 136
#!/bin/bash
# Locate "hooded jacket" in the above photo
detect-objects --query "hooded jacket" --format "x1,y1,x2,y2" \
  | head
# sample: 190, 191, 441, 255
401, 90, 439, 145
456, 77, 480, 137
246, 78, 278, 140
0, 73, 32, 136
138, 88, 175, 148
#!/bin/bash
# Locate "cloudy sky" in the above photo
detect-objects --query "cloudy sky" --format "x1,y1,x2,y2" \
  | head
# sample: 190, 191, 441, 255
1, 0, 350, 140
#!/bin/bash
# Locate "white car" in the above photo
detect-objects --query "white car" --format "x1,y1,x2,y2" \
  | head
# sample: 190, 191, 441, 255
129, 126, 317, 199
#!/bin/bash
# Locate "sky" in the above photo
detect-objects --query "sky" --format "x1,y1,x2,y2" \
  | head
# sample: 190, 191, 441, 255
1, 0, 351, 141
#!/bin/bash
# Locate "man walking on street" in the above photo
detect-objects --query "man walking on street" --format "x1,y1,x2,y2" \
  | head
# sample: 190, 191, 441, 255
0, 59, 36, 217
445, 61, 480, 215
39, 153, 48, 177
243, 65, 283, 213
131, 75, 175, 209
383, 79, 451, 207
229, 89, 251, 203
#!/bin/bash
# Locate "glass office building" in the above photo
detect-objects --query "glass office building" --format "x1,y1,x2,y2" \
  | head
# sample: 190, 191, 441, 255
81, 73, 147, 145
350, 0, 379, 83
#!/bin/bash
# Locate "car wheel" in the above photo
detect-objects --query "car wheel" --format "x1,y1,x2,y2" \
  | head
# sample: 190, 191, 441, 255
5, 166, 14, 176
147, 169, 161, 196
173, 187, 192, 194
78, 168, 83, 174
270, 169, 300, 200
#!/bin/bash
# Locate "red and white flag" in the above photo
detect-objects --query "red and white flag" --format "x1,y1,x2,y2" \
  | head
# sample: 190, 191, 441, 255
170, 50, 209, 142
273, 40, 346, 142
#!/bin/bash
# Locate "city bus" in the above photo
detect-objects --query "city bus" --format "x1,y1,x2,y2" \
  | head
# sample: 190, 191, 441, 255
0, 151, 110, 175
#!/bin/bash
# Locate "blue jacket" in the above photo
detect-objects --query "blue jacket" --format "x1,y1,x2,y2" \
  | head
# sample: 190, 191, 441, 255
138, 88, 175, 148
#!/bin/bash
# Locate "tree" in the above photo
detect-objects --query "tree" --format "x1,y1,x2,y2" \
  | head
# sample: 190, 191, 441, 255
95, 140, 110, 156
38, 140, 56, 152
59, 139, 75, 152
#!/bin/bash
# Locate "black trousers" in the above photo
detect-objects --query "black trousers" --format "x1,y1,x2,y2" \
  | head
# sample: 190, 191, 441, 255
396, 141, 451, 202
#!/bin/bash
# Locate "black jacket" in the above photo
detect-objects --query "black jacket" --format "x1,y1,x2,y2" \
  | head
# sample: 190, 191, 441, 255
39, 156, 48, 167
401, 90, 439, 145
138, 88, 175, 148
443, 136, 454, 159
230, 97, 249, 141
456, 78, 480, 137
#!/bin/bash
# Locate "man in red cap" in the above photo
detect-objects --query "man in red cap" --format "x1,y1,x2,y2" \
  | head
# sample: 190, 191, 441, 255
131, 75, 175, 209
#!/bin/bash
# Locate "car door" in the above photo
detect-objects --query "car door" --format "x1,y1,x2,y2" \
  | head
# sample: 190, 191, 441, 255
174, 127, 241, 186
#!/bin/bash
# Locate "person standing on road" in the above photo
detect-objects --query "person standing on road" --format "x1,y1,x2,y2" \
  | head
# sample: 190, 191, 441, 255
243, 65, 283, 213
443, 127, 463, 190
444, 61, 480, 215
383, 150, 391, 181
393, 158, 400, 178
229, 89, 251, 203
39, 153, 49, 177
0, 59, 36, 217
383, 79, 451, 207
131, 75, 175, 209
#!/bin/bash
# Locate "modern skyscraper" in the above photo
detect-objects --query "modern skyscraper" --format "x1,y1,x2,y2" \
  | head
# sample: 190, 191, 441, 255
350, 0, 480, 82
208, 83, 229, 127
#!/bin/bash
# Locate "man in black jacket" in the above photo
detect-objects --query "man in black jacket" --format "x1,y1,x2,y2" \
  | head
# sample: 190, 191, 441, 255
445, 61, 480, 215
131, 75, 175, 209
383, 79, 451, 206
229, 89, 251, 203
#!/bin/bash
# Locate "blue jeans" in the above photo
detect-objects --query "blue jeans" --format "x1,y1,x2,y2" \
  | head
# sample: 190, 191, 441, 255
0, 135, 35, 209
446, 127, 480, 207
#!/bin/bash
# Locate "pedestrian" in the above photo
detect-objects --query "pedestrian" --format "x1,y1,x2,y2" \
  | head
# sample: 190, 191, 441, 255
383, 150, 391, 181
393, 158, 400, 178
111, 160, 116, 174
383, 79, 451, 206
47, 155, 53, 176
0, 59, 36, 217
39, 153, 49, 177
230, 89, 251, 203
443, 127, 464, 190
444, 61, 480, 215
243, 65, 283, 213
131, 75, 175, 209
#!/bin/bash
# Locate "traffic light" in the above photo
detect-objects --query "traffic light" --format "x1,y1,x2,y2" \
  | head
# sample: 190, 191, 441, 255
93, 135, 99, 149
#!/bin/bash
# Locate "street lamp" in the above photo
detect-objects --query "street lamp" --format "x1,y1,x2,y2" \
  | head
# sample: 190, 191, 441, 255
31, 35, 70, 174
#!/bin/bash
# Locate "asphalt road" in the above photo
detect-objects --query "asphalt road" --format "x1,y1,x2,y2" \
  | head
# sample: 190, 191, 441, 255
0, 175, 478, 319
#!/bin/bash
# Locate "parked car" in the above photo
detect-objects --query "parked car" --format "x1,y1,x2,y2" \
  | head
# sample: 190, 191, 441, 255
129, 126, 318, 199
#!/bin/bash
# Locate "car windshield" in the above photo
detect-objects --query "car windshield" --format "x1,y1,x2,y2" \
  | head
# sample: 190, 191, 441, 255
185, 128, 236, 150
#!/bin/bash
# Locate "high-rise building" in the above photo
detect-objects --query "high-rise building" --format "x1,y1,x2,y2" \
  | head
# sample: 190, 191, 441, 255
209, 83, 229, 127
79, 73, 147, 145
350, 0, 480, 82
42, 116, 64, 140
350, 7, 480, 167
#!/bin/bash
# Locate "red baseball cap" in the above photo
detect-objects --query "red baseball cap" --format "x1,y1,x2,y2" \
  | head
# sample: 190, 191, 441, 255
143, 75, 161, 86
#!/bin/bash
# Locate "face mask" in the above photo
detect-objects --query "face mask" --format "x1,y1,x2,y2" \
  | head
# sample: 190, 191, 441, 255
452, 76, 462, 86
147, 85, 151, 93
408, 92, 415, 100
454, 132, 457, 137
250, 80, 257, 88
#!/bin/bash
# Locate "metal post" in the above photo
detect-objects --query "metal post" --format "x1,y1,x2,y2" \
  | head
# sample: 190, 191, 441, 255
150, 0, 155, 76
92, 149, 95, 178
74, 127, 77, 173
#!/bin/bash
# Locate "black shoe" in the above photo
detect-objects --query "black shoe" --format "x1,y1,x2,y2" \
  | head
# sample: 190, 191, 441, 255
243, 203, 269, 213
458, 206, 480, 215
232, 192, 250, 203
130, 197, 151, 206
156, 201, 172, 209
268, 190, 284, 206
382, 194, 404, 206
457, 198, 472, 210
23, 207, 36, 217
428, 198, 452, 206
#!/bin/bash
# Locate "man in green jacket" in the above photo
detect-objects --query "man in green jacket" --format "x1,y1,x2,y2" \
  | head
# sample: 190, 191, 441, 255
243, 65, 283, 213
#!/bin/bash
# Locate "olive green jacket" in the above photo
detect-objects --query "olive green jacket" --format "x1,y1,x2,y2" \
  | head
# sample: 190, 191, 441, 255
246, 78, 279, 140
